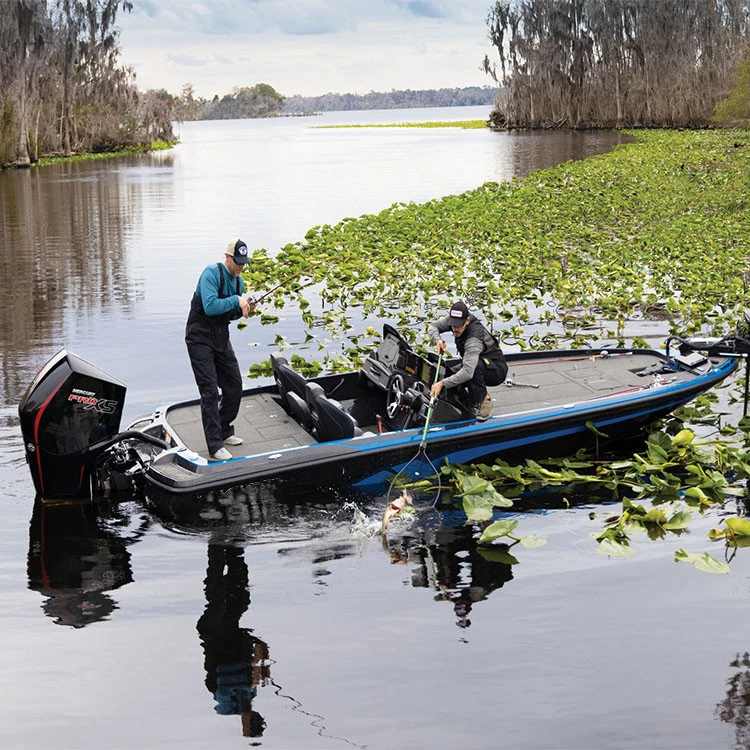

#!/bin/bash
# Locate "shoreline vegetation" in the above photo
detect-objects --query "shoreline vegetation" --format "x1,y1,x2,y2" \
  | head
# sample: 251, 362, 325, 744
314, 120, 490, 130
31, 139, 175, 168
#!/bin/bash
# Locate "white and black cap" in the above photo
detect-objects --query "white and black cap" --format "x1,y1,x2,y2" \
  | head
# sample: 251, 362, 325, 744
226, 238, 249, 265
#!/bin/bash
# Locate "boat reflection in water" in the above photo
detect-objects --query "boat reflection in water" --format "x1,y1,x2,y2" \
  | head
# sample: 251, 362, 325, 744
197, 544, 269, 738
151, 483, 516, 631
26, 500, 147, 628
382, 513, 515, 629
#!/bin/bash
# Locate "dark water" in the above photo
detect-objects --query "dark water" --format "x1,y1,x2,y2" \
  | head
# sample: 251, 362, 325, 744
1, 107, 747, 749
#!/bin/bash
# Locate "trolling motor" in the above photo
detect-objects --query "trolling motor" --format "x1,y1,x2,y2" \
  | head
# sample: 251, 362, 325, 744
664, 311, 750, 415
18, 350, 169, 501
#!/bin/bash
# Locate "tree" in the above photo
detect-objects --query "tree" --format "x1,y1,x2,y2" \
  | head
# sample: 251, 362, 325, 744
0, 0, 175, 167
486, 0, 750, 129
713, 45, 750, 126
0, 0, 48, 165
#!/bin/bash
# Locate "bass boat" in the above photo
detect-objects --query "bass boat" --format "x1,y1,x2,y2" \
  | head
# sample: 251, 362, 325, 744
19, 319, 750, 502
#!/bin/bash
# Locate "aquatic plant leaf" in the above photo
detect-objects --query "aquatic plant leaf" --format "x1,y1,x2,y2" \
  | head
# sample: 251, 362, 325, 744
597, 538, 635, 557
561, 458, 595, 469
608, 461, 634, 469
671, 429, 696, 446
725, 517, 750, 536
674, 548, 730, 574
518, 535, 547, 548
477, 547, 520, 565
641, 507, 668, 526
663, 509, 692, 530
683, 486, 711, 505
585, 420, 608, 438
646, 442, 669, 465
478, 519, 520, 544
462, 494, 494, 522
458, 474, 492, 496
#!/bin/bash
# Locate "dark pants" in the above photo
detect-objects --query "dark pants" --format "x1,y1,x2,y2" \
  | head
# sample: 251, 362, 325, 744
187, 341, 242, 454
456, 354, 508, 407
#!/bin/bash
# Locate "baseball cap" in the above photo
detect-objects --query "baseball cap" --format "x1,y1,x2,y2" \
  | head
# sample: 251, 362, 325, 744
449, 301, 470, 325
227, 238, 249, 265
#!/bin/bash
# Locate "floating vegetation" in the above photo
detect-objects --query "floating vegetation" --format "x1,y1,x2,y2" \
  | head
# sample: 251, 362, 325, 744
314, 120, 489, 130
35, 140, 176, 167
242, 129, 750, 373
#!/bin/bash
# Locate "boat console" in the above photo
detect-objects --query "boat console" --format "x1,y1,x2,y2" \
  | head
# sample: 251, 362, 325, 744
360, 324, 468, 429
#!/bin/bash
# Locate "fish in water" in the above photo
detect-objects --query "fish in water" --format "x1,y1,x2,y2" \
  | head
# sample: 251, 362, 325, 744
381, 489, 413, 535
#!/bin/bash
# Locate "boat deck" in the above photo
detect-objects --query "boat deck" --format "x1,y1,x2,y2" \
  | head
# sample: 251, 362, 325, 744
165, 350, 713, 461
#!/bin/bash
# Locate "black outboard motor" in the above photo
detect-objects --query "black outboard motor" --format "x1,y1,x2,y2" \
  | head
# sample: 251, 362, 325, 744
19, 351, 127, 501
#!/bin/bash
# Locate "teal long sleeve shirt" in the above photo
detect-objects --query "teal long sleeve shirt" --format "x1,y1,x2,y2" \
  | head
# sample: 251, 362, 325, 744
195, 262, 245, 317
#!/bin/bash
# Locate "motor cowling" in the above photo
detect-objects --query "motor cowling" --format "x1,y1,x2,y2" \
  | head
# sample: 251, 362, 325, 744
18, 350, 127, 501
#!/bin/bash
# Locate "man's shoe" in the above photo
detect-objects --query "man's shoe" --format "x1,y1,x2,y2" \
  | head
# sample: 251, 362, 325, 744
223, 435, 243, 446
209, 447, 232, 461
475, 395, 493, 422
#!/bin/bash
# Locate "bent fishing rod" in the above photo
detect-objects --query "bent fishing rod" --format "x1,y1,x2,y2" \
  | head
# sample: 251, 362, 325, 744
250, 261, 321, 304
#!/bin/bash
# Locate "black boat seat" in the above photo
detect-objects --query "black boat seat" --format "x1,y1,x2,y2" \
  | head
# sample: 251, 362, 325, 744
305, 382, 362, 442
286, 391, 314, 432
270, 352, 307, 404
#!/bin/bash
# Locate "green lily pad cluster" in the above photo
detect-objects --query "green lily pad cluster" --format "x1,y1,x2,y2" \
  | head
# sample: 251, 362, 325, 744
438, 397, 750, 573
242, 128, 750, 375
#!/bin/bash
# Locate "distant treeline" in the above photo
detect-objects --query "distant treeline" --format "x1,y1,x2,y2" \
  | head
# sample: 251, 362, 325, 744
279, 86, 498, 114
0, 0, 174, 168
170, 85, 497, 121
485, 0, 750, 129
173, 83, 285, 121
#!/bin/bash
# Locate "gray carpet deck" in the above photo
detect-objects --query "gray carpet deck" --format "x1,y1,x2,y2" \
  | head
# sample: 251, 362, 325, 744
167, 352, 698, 458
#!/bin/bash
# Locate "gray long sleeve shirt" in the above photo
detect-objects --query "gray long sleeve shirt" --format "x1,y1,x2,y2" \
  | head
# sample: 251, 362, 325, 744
427, 315, 489, 389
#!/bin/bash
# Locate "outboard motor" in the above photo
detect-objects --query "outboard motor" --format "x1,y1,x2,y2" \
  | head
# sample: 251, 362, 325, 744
19, 350, 127, 501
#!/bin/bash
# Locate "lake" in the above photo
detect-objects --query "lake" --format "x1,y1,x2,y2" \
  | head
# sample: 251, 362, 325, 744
1, 106, 747, 749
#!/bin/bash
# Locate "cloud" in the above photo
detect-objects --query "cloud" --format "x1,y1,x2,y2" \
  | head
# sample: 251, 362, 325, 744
165, 54, 207, 68
118, 0, 496, 98
397, 1, 450, 20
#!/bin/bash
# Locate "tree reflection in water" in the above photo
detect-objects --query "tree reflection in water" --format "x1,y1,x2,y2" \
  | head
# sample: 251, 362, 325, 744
196, 544, 269, 738
716, 651, 750, 748
26, 500, 146, 628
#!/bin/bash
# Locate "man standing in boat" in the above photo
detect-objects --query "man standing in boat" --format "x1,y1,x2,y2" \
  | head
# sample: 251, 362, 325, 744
428, 301, 507, 422
186, 239, 255, 461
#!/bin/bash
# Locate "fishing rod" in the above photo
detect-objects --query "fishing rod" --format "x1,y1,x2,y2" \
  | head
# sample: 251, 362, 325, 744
385, 352, 444, 509
250, 262, 321, 304
511, 351, 634, 367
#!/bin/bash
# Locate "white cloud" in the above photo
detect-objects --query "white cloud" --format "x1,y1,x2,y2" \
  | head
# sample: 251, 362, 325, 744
118, 0, 496, 98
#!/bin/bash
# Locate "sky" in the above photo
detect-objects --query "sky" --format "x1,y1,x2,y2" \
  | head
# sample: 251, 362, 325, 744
116, 0, 499, 99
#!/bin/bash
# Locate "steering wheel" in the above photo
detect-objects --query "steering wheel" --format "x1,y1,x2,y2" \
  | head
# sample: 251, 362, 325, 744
386, 371, 407, 420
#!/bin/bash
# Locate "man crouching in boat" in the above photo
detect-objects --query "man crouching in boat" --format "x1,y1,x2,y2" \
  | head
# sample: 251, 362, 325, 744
427, 301, 508, 422
186, 239, 256, 461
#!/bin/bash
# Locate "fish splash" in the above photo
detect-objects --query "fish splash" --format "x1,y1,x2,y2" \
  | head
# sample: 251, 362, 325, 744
381, 489, 414, 535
